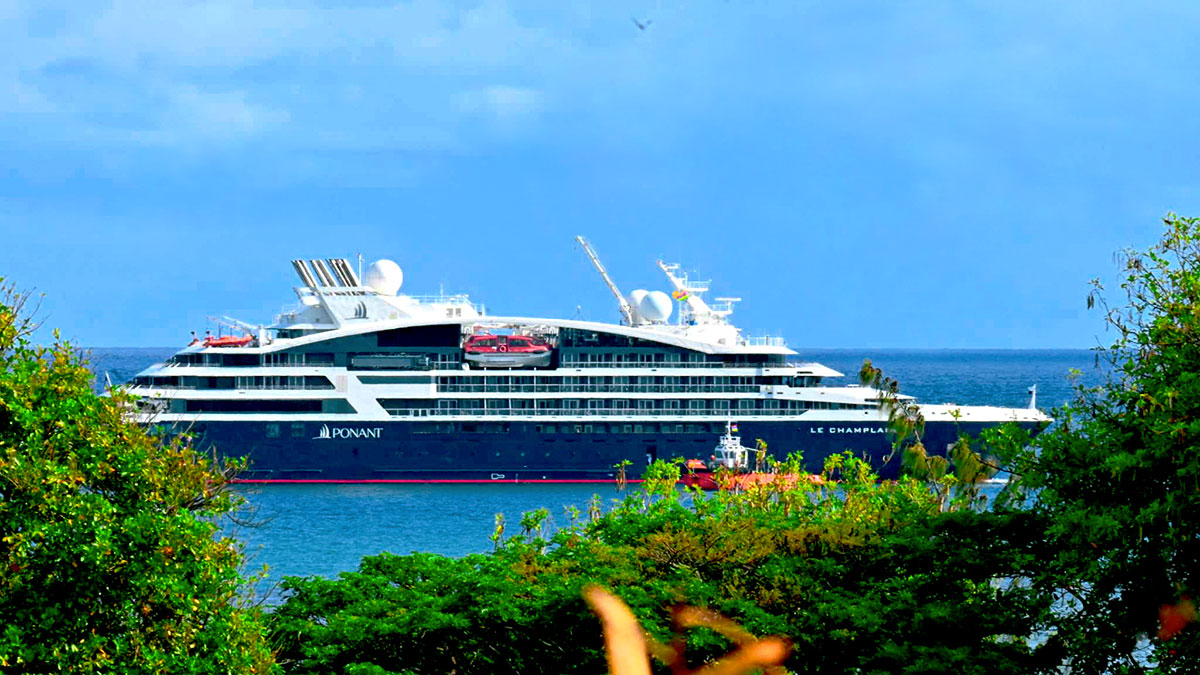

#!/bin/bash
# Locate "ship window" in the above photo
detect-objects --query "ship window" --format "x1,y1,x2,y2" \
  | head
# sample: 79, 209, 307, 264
350, 353, 432, 370
187, 400, 322, 413
266, 423, 281, 438
290, 422, 306, 438
358, 376, 432, 385
377, 324, 460, 348
222, 354, 260, 367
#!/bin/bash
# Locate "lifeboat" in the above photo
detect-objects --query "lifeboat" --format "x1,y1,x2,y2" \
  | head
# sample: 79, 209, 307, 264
463, 334, 552, 369
203, 334, 255, 348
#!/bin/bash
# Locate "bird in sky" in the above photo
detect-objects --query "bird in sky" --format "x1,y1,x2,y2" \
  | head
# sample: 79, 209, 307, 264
631, 17, 652, 30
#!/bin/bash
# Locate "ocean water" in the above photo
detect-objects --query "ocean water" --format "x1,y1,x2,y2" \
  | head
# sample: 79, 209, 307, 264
84, 346, 1102, 583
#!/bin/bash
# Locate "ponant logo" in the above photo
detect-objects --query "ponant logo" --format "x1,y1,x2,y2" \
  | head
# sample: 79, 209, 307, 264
313, 424, 383, 440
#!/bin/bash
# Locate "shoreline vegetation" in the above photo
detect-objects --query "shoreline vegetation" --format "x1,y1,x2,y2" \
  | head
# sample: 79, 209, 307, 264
3, 215, 1199, 673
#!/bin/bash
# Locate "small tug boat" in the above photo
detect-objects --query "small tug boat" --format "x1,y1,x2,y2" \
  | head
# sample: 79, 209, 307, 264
463, 333, 553, 369
680, 421, 823, 490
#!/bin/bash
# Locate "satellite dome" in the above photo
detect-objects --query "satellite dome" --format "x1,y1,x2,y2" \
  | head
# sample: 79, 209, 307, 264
639, 291, 673, 323
365, 259, 404, 295
627, 289, 648, 322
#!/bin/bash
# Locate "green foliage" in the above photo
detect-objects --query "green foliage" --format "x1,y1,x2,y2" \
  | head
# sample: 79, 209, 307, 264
271, 461, 1056, 674
0, 283, 275, 673
1005, 214, 1200, 671
860, 358, 926, 452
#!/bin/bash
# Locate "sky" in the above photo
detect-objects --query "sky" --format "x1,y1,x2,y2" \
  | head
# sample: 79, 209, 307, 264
1, 0, 1198, 349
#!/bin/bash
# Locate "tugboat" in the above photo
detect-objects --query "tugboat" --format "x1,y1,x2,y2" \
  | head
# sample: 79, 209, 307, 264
463, 333, 553, 369
680, 421, 823, 490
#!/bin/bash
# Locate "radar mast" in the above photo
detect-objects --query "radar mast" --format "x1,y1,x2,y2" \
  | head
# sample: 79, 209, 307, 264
657, 260, 738, 326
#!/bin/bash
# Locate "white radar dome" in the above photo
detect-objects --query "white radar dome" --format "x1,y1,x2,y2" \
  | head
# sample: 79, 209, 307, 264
639, 291, 673, 323
628, 285, 648, 312
365, 259, 404, 295
627, 289, 648, 322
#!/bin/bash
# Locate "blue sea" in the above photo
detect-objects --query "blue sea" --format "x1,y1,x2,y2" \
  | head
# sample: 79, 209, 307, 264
86, 347, 1102, 584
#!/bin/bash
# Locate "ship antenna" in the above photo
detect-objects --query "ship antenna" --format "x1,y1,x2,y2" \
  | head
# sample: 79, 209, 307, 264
575, 236, 634, 325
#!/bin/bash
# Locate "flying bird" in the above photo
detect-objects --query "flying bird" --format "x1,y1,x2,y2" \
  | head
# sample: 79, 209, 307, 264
631, 17, 652, 31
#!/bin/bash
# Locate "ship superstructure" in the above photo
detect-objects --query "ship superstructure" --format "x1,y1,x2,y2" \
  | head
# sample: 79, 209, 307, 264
125, 244, 1049, 483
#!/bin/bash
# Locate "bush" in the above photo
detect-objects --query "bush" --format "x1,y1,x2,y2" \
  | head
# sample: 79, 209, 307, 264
0, 284, 275, 673
271, 458, 1056, 674
1006, 214, 1200, 671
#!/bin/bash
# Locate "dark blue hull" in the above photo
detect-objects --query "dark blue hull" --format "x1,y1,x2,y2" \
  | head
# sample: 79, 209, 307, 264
169, 418, 1041, 483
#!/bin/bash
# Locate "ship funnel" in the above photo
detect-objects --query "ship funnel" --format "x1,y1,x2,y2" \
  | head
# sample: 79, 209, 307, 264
309, 259, 337, 287
325, 259, 349, 286
330, 258, 360, 287
329, 258, 362, 287
291, 260, 318, 288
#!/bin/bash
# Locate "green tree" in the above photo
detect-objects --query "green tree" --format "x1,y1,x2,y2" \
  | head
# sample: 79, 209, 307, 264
271, 459, 1056, 674
1001, 214, 1200, 671
0, 284, 275, 673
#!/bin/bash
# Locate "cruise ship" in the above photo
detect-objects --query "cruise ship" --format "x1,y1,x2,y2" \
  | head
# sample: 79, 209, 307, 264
125, 240, 1050, 483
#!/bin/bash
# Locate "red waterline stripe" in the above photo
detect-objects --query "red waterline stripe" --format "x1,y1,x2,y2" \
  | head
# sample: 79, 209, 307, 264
233, 478, 646, 485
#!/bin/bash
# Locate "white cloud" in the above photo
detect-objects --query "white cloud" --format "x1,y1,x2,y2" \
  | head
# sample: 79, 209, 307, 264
164, 85, 289, 142
456, 85, 544, 122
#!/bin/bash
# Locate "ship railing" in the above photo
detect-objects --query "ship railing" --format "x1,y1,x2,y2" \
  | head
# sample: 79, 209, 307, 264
235, 384, 335, 391
383, 407, 798, 418
556, 361, 730, 369
436, 384, 762, 394
405, 294, 485, 313
743, 336, 787, 347
131, 383, 333, 391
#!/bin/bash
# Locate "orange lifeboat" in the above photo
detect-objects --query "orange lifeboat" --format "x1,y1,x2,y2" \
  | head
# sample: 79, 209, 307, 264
203, 335, 254, 348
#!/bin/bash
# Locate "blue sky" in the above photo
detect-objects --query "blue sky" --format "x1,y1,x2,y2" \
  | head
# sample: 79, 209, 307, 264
1, 1, 1197, 349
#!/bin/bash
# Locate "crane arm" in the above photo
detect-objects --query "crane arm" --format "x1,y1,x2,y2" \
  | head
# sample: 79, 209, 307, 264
576, 236, 633, 325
